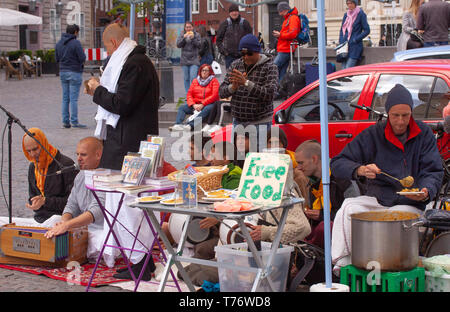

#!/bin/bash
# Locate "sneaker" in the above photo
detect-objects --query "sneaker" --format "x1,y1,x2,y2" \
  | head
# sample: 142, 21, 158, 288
171, 124, 185, 131
207, 125, 223, 134
62, 123, 71, 129
201, 124, 212, 132
71, 123, 87, 128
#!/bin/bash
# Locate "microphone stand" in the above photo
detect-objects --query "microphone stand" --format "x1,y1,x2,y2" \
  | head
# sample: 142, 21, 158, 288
0, 104, 64, 224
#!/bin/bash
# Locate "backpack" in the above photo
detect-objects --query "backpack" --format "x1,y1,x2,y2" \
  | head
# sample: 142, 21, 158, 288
226, 16, 245, 31
286, 13, 311, 45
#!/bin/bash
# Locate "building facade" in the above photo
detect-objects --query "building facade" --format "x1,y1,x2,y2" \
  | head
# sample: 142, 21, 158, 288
0, 0, 95, 53
259, 0, 449, 49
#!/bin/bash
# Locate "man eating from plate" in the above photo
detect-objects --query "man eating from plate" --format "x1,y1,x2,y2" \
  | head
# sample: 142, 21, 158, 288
329, 83, 443, 275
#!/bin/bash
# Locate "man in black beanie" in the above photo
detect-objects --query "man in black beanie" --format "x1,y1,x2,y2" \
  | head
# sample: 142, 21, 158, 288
329, 83, 444, 274
216, 4, 253, 69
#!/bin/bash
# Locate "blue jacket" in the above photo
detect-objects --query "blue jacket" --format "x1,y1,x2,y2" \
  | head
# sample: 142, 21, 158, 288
331, 119, 443, 210
339, 9, 370, 60
55, 33, 86, 73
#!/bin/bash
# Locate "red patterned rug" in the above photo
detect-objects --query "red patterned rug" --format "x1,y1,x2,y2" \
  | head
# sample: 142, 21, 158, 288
0, 250, 163, 288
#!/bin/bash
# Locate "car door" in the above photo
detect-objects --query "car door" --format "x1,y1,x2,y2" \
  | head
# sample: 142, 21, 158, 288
280, 74, 370, 157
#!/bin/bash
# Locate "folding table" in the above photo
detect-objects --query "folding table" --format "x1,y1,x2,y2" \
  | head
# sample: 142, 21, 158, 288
85, 184, 178, 292
130, 197, 303, 292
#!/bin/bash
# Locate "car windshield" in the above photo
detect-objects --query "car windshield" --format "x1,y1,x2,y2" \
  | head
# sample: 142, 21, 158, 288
288, 75, 369, 122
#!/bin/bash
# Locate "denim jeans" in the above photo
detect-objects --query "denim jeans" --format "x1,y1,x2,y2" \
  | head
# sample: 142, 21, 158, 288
424, 41, 448, 47
182, 65, 199, 93
176, 103, 215, 129
60, 71, 83, 125
341, 57, 358, 69
274, 52, 291, 82
232, 119, 272, 152
200, 54, 213, 66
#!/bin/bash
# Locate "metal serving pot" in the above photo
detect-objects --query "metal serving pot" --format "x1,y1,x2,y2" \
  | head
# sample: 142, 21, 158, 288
351, 210, 422, 271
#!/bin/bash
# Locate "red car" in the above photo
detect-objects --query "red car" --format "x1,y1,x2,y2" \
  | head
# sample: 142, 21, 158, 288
212, 60, 449, 159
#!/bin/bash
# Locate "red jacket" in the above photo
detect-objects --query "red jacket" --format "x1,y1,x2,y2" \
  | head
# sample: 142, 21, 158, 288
186, 77, 220, 107
277, 7, 301, 53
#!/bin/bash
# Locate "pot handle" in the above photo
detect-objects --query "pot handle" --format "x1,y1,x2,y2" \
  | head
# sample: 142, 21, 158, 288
403, 220, 424, 230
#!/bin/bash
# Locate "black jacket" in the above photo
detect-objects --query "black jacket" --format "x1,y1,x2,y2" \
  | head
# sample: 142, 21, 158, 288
28, 151, 78, 223
216, 16, 252, 58
93, 45, 160, 170
55, 33, 86, 73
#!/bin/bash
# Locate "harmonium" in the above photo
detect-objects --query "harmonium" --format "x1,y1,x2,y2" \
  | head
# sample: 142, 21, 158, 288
0, 224, 88, 267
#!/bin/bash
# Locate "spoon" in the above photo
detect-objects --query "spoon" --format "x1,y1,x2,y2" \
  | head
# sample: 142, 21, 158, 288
380, 172, 414, 188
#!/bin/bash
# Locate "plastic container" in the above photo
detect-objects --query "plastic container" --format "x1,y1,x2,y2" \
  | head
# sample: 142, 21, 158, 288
214, 242, 293, 292
340, 265, 425, 292
425, 271, 450, 292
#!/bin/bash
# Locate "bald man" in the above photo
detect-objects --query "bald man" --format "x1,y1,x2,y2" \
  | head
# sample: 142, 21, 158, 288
45, 137, 103, 239
85, 23, 160, 170
23, 128, 78, 224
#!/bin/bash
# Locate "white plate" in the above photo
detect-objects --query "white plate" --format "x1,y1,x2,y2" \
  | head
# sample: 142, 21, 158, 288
397, 191, 425, 195
160, 199, 184, 206
201, 197, 230, 202
137, 196, 164, 204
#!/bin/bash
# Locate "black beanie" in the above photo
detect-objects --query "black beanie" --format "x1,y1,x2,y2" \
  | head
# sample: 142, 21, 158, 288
229, 4, 239, 12
385, 84, 414, 113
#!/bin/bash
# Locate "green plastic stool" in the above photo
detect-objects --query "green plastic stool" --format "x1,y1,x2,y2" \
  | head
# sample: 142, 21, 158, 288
340, 265, 425, 292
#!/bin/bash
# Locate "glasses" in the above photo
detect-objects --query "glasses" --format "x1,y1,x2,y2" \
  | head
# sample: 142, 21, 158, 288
201, 69, 210, 72
240, 50, 254, 57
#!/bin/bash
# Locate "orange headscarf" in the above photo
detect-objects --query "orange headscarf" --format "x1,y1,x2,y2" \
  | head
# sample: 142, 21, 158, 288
22, 128, 58, 196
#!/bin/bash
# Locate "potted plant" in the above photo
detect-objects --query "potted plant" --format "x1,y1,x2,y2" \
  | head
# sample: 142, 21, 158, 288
37, 49, 59, 75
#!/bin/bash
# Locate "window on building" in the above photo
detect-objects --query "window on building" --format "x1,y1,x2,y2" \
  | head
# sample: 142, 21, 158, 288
238, 0, 245, 11
137, 3, 145, 18
50, 9, 61, 42
207, 0, 218, 13
192, 0, 199, 14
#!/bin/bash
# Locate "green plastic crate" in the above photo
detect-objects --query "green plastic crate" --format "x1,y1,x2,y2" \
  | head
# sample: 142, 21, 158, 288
340, 265, 425, 292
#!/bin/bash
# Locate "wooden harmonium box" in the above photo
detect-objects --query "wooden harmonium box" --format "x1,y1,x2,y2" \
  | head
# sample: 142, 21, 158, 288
0, 224, 88, 266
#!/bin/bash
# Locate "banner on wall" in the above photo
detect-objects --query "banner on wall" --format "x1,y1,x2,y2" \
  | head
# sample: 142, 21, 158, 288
165, 0, 187, 63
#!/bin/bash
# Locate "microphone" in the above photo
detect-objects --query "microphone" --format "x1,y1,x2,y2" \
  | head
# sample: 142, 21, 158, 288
54, 163, 80, 175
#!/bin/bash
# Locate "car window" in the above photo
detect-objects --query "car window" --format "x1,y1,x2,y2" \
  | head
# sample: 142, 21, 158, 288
287, 75, 369, 122
370, 74, 438, 120
428, 78, 449, 119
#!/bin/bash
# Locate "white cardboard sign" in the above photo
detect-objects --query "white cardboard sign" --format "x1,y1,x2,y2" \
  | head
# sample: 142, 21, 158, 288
237, 152, 291, 207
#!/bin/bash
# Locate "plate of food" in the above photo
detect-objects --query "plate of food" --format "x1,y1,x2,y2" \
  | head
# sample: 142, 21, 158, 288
137, 196, 164, 204
205, 189, 232, 198
207, 199, 262, 213
397, 188, 425, 195
160, 198, 184, 206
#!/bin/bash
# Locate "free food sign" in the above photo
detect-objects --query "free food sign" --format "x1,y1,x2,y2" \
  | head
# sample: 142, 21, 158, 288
237, 153, 290, 207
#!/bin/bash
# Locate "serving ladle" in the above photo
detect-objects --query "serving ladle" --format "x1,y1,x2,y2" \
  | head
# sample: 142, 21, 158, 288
380, 172, 414, 188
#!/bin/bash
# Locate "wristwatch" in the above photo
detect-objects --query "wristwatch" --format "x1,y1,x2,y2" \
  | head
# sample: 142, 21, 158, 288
244, 80, 250, 87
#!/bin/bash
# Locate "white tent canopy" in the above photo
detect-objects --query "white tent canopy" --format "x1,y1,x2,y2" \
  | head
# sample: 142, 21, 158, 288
0, 8, 42, 26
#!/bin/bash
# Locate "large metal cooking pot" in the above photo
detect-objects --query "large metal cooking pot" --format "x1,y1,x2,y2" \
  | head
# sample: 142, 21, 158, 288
351, 210, 421, 271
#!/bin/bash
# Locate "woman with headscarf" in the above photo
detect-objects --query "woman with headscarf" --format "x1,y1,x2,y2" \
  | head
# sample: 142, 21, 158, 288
397, 0, 425, 51
22, 128, 78, 224
171, 64, 220, 131
338, 0, 370, 69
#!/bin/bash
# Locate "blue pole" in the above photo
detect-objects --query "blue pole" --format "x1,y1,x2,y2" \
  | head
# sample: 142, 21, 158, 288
317, 0, 332, 288
129, 2, 135, 40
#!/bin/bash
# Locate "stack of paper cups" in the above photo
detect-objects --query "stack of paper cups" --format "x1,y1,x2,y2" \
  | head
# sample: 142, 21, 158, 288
310, 283, 350, 292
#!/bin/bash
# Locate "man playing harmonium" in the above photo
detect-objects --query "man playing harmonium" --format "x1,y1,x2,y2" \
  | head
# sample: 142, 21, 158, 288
45, 137, 105, 261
